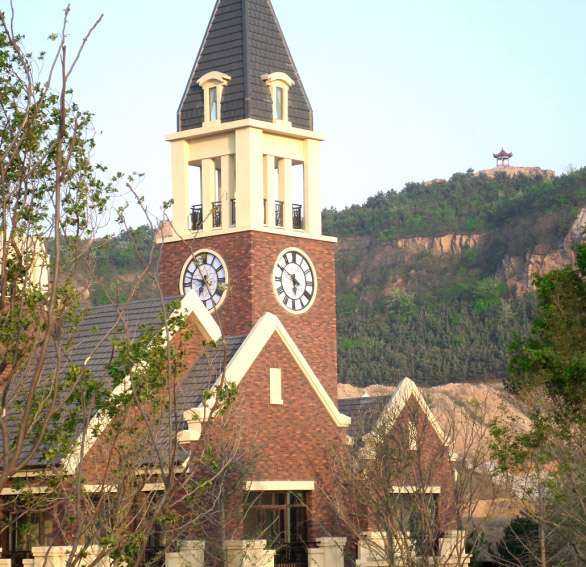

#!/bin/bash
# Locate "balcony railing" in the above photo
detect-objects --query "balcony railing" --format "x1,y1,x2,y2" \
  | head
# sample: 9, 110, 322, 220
274, 543, 308, 567
275, 201, 284, 227
292, 204, 303, 229
212, 201, 222, 228
190, 205, 203, 231
139, 547, 165, 567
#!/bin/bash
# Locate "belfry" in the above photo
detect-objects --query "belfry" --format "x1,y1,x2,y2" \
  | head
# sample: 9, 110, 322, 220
158, 0, 339, 400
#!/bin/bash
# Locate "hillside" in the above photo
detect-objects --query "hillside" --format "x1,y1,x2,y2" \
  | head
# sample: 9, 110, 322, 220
326, 167, 586, 386
79, 167, 586, 389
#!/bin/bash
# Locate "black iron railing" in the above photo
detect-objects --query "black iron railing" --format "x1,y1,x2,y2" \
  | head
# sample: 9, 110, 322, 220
212, 201, 222, 228
292, 204, 303, 229
190, 205, 203, 231
141, 546, 165, 567
231, 199, 236, 226
3, 551, 33, 567
275, 201, 284, 227
274, 543, 308, 567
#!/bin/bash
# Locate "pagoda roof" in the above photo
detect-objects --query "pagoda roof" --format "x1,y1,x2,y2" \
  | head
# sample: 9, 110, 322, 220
493, 148, 513, 158
178, 0, 313, 131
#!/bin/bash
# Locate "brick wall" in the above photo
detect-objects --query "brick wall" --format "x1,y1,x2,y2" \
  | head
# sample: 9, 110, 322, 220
159, 232, 338, 402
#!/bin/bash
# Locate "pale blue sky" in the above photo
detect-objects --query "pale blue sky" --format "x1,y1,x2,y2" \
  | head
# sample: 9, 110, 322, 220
9, 0, 586, 229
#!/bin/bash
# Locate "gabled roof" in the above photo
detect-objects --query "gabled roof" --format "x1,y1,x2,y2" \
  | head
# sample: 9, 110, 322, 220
2, 296, 182, 468
340, 378, 450, 448
178, 0, 313, 131
180, 311, 351, 444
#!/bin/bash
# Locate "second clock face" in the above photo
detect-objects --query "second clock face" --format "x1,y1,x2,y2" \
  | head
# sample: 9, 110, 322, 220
273, 249, 316, 313
181, 251, 227, 310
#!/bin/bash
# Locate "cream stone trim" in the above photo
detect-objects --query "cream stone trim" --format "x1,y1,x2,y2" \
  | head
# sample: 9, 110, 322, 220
64, 293, 222, 474
157, 225, 337, 245
272, 247, 318, 315
179, 249, 229, 314
179, 312, 351, 441
141, 483, 166, 491
166, 119, 326, 143
269, 368, 283, 405
375, 377, 450, 447
1, 487, 50, 495
197, 71, 231, 125
262, 72, 294, 124
391, 486, 441, 494
245, 480, 314, 491
83, 485, 118, 493
225, 313, 350, 427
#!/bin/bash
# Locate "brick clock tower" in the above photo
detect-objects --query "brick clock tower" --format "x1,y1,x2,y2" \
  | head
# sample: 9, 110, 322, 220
158, 0, 338, 400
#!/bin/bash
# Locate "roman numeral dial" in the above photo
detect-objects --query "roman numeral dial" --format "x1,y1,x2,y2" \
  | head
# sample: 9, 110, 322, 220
181, 250, 228, 311
273, 248, 316, 313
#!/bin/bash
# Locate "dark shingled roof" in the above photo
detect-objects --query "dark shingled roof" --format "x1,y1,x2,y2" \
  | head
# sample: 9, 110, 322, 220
178, 0, 313, 131
3, 296, 247, 469
338, 396, 393, 442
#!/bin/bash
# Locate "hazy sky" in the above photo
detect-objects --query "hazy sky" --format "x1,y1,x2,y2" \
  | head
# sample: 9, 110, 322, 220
9, 0, 586, 230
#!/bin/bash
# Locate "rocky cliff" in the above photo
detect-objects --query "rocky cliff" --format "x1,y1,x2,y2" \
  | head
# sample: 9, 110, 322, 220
475, 166, 556, 180
501, 207, 586, 296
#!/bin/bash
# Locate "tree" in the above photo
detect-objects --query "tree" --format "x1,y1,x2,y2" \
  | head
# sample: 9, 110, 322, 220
0, 8, 248, 567
331, 383, 494, 567
490, 241, 586, 565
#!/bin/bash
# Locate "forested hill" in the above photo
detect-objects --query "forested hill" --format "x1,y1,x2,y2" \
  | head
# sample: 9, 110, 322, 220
324, 167, 586, 387
81, 167, 586, 388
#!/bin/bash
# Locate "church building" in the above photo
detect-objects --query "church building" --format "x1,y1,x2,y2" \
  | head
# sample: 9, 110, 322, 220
0, 2, 466, 567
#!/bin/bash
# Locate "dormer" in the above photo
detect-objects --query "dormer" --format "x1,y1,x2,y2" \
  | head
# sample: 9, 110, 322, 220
262, 72, 295, 125
196, 71, 231, 125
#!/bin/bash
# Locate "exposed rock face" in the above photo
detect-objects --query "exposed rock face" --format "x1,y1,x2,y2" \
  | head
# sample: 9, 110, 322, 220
396, 234, 482, 255
475, 166, 556, 180
503, 207, 586, 296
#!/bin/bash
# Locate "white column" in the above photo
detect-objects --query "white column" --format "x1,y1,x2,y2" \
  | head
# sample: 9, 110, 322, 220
166, 540, 205, 567
308, 537, 346, 567
279, 158, 292, 229
201, 158, 216, 232
235, 127, 264, 230
0, 559, 11, 567
263, 155, 276, 227
356, 532, 390, 567
170, 140, 191, 236
224, 540, 275, 567
220, 155, 233, 228
31, 546, 71, 567
303, 139, 322, 236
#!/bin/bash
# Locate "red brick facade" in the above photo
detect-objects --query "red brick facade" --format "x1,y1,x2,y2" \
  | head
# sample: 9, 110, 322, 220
159, 232, 338, 402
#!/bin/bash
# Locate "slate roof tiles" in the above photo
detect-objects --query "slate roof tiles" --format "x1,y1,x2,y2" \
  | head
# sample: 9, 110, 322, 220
178, 0, 313, 131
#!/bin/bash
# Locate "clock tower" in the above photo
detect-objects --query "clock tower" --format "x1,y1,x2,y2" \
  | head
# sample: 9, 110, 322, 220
158, 0, 338, 400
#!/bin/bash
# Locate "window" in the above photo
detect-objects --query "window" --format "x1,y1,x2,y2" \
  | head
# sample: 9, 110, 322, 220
6, 509, 53, 552
262, 73, 295, 123
275, 87, 284, 120
392, 492, 439, 557
196, 71, 231, 124
243, 491, 307, 548
209, 87, 218, 121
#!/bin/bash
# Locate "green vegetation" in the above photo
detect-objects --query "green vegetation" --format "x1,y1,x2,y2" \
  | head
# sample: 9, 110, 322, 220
327, 168, 586, 386
489, 242, 586, 566
83, 169, 586, 388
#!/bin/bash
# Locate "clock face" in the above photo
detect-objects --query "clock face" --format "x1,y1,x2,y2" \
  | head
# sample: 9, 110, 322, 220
273, 249, 316, 313
181, 251, 227, 310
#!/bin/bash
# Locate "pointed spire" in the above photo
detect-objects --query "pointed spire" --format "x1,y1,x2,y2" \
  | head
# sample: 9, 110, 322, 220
178, 0, 313, 131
